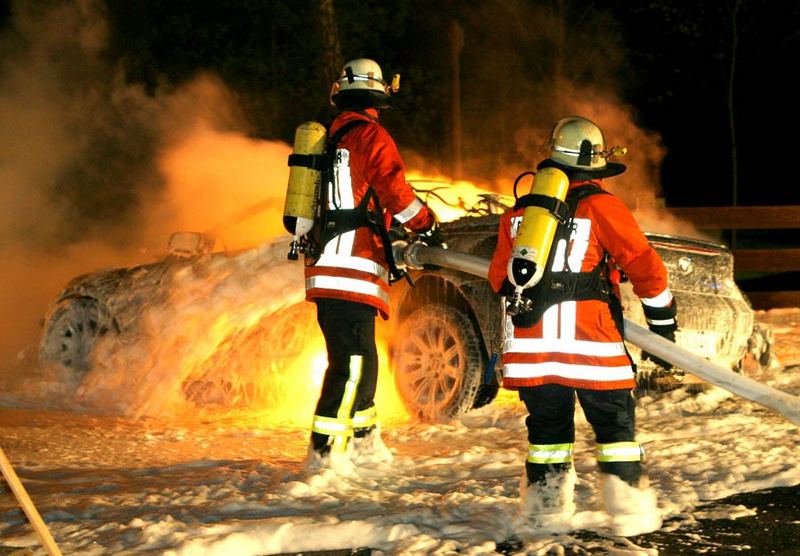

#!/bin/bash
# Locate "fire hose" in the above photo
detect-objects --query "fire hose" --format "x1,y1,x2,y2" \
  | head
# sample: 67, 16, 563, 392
393, 241, 800, 426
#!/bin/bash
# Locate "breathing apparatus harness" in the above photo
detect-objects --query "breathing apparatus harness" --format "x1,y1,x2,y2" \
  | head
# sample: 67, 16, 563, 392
289, 115, 407, 283
507, 181, 624, 335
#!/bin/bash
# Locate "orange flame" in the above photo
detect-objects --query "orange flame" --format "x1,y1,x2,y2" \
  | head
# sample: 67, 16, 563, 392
79, 126, 505, 426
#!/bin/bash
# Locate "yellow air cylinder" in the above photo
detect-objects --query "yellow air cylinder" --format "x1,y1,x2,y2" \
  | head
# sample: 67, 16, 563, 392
283, 121, 327, 238
508, 166, 570, 290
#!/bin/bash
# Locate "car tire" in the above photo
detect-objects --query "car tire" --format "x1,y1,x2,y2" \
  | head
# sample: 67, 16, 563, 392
182, 302, 317, 406
391, 303, 486, 422
38, 297, 113, 377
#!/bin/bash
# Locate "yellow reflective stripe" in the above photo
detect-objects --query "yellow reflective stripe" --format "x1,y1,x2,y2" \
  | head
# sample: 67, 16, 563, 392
311, 415, 353, 437
332, 355, 363, 453
352, 406, 378, 429
597, 442, 643, 462
527, 443, 573, 464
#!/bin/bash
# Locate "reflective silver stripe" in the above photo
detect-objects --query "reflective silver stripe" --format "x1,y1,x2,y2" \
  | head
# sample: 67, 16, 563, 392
560, 300, 577, 341
641, 289, 673, 307
510, 216, 522, 237
527, 443, 573, 464
504, 338, 627, 357
393, 198, 424, 224
311, 416, 352, 436
566, 218, 591, 272
306, 276, 390, 304
553, 144, 600, 156
646, 317, 676, 326
352, 406, 378, 428
597, 442, 643, 462
338, 74, 387, 86
542, 303, 558, 340
315, 254, 389, 282
326, 148, 356, 256
551, 238, 568, 271
503, 362, 634, 382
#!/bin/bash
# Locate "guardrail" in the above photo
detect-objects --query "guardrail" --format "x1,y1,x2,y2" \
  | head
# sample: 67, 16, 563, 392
668, 206, 800, 309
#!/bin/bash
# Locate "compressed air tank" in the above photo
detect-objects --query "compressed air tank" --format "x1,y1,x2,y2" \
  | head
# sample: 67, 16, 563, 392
283, 121, 327, 238
508, 167, 570, 289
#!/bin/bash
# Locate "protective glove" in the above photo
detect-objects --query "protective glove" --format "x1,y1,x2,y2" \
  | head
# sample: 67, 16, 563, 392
417, 220, 448, 249
640, 299, 678, 370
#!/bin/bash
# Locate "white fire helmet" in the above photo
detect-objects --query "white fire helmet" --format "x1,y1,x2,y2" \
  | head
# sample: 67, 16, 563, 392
330, 58, 397, 107
544, 116, 626, 178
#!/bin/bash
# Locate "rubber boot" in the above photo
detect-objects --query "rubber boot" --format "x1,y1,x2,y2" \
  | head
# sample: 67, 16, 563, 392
350, 424, 393, 465
518, 466, 577, 533
301, 435, 355, 477
602, 473, 662, 537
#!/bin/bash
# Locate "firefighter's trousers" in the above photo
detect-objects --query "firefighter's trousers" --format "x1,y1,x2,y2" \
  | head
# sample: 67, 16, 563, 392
310, 298, 379, 454
519, 384, 642, 486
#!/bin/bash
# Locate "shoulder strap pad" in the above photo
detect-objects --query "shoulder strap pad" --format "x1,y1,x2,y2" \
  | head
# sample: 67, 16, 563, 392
566, 182, 609, 205
328, 118, 370, 147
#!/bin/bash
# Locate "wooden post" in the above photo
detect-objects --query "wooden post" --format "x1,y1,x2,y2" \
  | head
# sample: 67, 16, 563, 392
0, 446, 63, 556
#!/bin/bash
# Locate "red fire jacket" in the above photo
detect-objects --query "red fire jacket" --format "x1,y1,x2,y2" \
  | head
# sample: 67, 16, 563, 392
305, 109, 434, 318
488, 180, 673, 390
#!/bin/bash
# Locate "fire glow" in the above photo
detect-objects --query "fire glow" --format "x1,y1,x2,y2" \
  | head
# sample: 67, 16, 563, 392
149, 135, 491, 427
43, 122, 693, 433
68, 131, 462, 428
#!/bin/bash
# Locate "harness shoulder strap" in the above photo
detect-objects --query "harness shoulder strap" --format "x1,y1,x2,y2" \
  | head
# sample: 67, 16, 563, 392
303, 119, 370, 265
309, 118, 405, 280
329, 118, 370, 147
565, 182, 609, 206
512, 182, 612, 327
554, 183, 627, 342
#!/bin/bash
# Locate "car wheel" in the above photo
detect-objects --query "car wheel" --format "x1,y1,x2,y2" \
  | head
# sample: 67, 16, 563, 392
182, 302, 317, 406
391, 303, 486, 422
39, 297, 113, 377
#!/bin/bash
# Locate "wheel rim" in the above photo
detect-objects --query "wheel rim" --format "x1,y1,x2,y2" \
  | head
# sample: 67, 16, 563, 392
40, 298, 110, 374
394, 311, 468, 420
182, 302, 317, 406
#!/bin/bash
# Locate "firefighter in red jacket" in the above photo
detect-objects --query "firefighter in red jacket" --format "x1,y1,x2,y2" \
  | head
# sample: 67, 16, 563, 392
488, 116, 677, 535
306, 58, 445, 465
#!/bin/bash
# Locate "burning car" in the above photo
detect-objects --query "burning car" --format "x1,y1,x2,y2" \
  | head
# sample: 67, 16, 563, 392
37, 185, 771, 422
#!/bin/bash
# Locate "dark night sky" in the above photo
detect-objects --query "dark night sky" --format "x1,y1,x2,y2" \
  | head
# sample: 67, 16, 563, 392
616, 2, 800, 208
0, 0, 797, 353
1, 0, 798, 209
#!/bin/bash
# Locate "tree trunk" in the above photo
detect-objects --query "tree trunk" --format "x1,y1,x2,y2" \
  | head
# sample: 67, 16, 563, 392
318, 0, 343, 88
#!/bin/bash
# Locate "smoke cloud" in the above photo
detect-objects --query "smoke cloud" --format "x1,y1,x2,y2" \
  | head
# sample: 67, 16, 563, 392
0, 1, 290, 381
439, 0, 704, 238
0, 0, 707, 413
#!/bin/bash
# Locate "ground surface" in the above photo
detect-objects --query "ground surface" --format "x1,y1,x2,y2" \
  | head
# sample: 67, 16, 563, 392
0, 309, 798, 555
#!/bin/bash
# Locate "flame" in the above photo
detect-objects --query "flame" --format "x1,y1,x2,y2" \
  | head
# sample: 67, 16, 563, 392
73, 111, 506, 425
246, 328, 409, 427
406, 170, 511, 222
217, 304, 410, 427
64, 123, 506, 427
